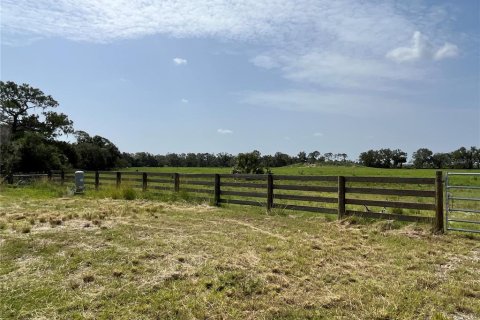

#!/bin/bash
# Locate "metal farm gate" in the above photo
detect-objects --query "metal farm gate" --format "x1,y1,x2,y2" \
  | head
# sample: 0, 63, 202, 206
445, 172, 480, 233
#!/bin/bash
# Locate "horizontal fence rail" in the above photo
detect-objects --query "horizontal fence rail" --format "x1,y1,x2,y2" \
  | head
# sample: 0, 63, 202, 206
39, 170, 446, 232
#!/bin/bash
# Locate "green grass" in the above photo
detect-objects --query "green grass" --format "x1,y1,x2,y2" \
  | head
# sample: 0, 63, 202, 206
0, 185, 479, 319
124, 164, 480, 178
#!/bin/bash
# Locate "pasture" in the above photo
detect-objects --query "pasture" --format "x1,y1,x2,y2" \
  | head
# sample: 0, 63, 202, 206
124, 164, 480, 177
1, 182, 479, 319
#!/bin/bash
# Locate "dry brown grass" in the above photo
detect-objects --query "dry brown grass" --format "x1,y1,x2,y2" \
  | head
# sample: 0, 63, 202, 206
1, 196, 479, 319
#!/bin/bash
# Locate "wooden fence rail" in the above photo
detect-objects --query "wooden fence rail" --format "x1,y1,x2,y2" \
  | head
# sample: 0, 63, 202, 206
46, 170, 443, 232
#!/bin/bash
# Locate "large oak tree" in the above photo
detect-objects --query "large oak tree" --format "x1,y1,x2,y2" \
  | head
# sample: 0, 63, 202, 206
1, 81, 73, 139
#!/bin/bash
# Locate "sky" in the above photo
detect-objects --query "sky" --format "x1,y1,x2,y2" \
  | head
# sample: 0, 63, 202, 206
1, 0, 479, 161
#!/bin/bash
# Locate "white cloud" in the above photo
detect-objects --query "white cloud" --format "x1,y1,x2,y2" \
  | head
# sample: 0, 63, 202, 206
434, 43, 459, 61
181, 98, 189, 103
281, 52, 424, 89
313, 132, 324, 137
173, 58, 187, 65
1, 1, 461, 95
386, 31, 430, 63
217, 129, 233, 134
387, 31, 459, 63
1, 1, 458, 52
0, 1, 310, 43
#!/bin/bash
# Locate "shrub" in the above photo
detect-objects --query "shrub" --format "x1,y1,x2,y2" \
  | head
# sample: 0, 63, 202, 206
122, 187, 136, 200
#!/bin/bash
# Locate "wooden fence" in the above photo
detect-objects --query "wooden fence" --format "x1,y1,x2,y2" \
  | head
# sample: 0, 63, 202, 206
50, 170, 444, 232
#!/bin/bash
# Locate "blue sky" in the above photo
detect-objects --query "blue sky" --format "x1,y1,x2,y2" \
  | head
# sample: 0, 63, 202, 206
1, 0, 479, 160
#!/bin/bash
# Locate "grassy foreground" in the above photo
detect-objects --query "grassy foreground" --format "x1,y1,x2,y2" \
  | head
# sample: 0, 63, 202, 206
1, 186, 479, 319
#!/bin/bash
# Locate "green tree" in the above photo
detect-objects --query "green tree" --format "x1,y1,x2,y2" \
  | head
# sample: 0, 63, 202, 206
7, 133, 65, 173
74, 131, 121, 170
338, 153, 348, 162
272, 152, 291, 167
412, 148, 433, 169
472, 147, 480, 169
297, 151, 307, 163
307, 151, 320, 164
216, 153, 234, 167
359, 150, 379, 167
451, 146, 476, 169
391, 149, 407, 168
233, 150, 267, 174
0, 81, 73, 138
1, 81, 74, 174
324, 152, 333, 162
431, 153, 451, 169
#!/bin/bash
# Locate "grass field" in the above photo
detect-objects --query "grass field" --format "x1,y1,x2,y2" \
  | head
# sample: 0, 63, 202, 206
124, 164, 480, 178
1, 184, 479, 319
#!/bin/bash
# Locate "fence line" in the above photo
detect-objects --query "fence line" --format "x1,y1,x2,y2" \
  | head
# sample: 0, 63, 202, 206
46, 170, 444, 232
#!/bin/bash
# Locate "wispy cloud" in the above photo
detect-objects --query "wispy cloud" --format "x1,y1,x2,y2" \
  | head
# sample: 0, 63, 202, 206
434, 43, 459, 61
2, 1, 460, 52
279, 52, 424, 89
386, 31, 430, 63
313, 132, 324, 137
250, 55, 279, 69
173, 58, 187, 65
217, 129, 233, 134
386, 31, 459, 63
241, 90, 415, 116
181, 98, 189, 103
2, 1, 464, 114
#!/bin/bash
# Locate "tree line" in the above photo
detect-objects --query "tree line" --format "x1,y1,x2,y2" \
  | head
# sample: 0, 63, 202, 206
1, 81, 478, 174
359, 147, 480, 169
120, 150, 353, 169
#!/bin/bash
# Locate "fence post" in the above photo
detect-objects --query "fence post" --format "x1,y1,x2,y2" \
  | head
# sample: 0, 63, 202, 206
48, 171, 52, 181
435, 171, 444, 233
214, 174, 221, 206
60, 170, 65, 185
142, 172, 148, 192
267, 174, 274, 211
338, 176, 346, 219
174, 173, 180, 192
116, 172, 121, 188
95, 171, 99, 190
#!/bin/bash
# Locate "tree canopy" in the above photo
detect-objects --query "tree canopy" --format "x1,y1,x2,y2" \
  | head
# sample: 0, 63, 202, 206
0, 81, 121, 174
0, 81, 73, 139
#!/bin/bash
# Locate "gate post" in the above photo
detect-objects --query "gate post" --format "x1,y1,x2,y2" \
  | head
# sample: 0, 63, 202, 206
435, 171, 444, 233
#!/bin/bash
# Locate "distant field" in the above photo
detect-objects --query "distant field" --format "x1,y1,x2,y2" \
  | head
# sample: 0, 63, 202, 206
1, 186, 479, 319
124, 165, 480, 178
